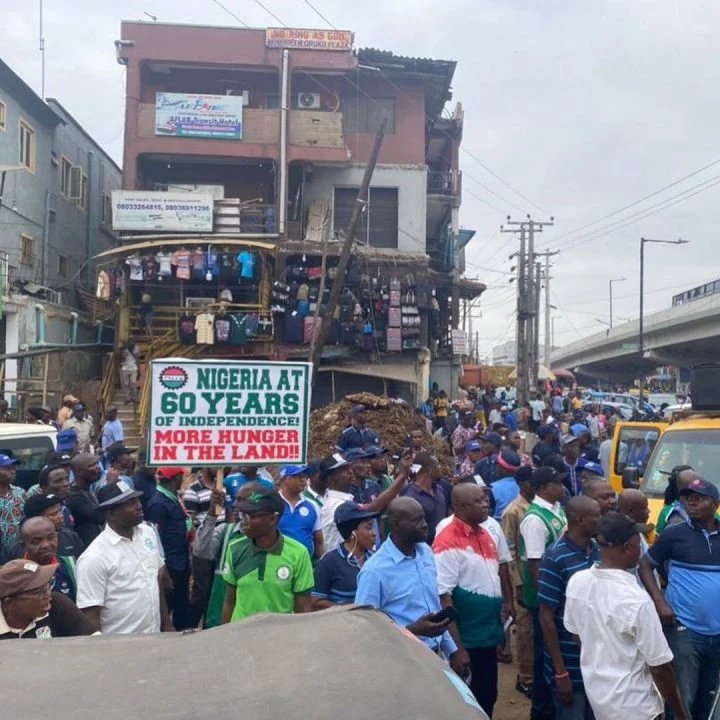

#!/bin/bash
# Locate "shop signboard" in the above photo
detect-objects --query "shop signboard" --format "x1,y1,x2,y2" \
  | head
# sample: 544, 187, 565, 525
155, 92, 243, 139
147, 359, 312, 466
265, 27, 353, 51
451, 329, 468, 355
111, 191, 214, 232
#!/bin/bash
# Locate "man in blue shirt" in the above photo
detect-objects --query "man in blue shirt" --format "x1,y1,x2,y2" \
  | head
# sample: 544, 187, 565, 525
100, 406, 124, 451
491, 450, 522, 520
561, 436, 582, 496
538, 496, 601, 719
532, 425, 560, 467
639, 477, 720, 720
337, 405, 380, 451
355, 497, 466, 676
475, 431, 502, 485
277, 464, 324, 561
145, 467, 192, 630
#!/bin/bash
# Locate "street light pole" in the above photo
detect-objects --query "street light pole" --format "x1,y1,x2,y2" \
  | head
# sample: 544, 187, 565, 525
638, 238, 689, 406
608, 277, 625, 329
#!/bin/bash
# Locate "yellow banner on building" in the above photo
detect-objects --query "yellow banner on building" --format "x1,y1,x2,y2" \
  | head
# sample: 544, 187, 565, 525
265, 27, 353, 51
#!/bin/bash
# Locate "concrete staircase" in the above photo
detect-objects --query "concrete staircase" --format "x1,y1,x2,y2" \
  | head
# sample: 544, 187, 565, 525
109, 389, 144, 449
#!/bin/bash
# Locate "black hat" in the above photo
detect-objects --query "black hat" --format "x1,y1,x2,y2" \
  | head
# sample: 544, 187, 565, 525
542, 455, 569, 478
106, 443, 135, 463
334, 501, 380, 540
96, 480, 143, 509
597, 512, 652, 546
319, 453, 349, 480
530, 467, 564, 490
24, 493, 63, 518
236, 487, 284, 515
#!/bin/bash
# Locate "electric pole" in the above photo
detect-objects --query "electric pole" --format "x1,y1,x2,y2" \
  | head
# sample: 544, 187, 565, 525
535, 250, 559, 371
503, 216, 554, 403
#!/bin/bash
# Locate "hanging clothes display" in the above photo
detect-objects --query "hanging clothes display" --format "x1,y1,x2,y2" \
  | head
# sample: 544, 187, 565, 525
172, 248, 192, 280
229, 315, 249, 345
96, 270, 111, 300
206, 248, 220, 279
195, 311, 215, 345
156, 251, 173, 277
144, 256, 158, 281
192, 247, 206, 280
126, 255, 144, 281
178, 315, 196, 344
236, 250, 255, 281
214, 311, 231, 344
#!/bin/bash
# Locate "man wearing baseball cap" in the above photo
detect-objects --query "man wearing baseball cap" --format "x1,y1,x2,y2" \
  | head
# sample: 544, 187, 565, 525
458, 440, 484, 478
62, 403, 95, 453
76, 480, 171, 634
55, 428, 78, 455
566, 513, 687, 720
0, 558, 93, 639
0, 453, 24, 550
145, 467, 192, 630
490, 449, 522, 520
277, 465, 325, 561
221, 487, 315, 623
312, 501, 379, 609
91, 442, 135, 495
640, 477, 720, 719
337, 404, 381, 452
475, 431, 503, 485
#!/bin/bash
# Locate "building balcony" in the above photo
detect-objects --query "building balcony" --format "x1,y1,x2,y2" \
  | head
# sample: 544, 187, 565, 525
427, 170, 461, 199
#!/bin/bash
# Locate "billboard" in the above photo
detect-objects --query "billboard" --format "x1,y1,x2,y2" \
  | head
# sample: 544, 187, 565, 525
265, 27, 353, 51
111, 191, 214, 232
147, 359, 312, 466
155, 92, 243, 139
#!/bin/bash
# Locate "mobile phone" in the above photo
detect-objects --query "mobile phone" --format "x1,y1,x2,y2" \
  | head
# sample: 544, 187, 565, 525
428, 606, 459, 624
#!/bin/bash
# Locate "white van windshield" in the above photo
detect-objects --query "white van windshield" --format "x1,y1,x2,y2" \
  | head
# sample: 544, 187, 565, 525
0, 436, 55, 490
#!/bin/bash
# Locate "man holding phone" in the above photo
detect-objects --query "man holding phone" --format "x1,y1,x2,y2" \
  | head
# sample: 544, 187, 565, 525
432, 483, 511, 717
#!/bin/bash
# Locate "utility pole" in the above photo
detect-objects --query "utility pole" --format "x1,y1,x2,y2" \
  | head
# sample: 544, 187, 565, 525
535, 250, 559, 371
502, 223, 527, 403
309, 117, 387, 384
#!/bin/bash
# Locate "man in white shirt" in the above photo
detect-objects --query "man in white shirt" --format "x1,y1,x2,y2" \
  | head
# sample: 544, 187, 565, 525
76, 481, 171, 634
564, 512, 688, 720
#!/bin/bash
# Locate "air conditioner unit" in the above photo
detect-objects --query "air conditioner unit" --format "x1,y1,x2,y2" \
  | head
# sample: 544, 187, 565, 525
297, 92, 321, 110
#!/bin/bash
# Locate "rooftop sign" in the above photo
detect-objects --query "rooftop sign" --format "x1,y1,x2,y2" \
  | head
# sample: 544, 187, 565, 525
265, 27, 353, 51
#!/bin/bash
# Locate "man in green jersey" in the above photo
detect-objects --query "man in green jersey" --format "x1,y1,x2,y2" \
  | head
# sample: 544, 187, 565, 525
221, 487, 314, 623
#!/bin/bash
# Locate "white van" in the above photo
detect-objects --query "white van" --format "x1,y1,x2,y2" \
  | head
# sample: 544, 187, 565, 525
0, 423, 57, 490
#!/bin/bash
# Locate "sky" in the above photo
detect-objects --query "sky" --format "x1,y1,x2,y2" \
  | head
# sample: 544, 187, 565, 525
2, 0, 719, 360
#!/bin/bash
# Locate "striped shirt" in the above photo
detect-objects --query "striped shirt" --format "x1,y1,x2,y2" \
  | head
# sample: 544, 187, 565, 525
538, 535, 600, 687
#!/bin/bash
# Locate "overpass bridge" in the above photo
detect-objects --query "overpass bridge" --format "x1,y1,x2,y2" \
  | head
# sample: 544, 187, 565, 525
550, 293, 720, 382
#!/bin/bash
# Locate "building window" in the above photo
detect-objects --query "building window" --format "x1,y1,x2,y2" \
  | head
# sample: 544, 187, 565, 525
341, 97, 396, 134
20, 234, 34, 266
78, 174, 88, 211
333, 187, 399, 249
58, 255, 68, 278
101, 193, 112, 225
0, 101, 6, 131
19, 120, 35, 171
60, 157, 72, 197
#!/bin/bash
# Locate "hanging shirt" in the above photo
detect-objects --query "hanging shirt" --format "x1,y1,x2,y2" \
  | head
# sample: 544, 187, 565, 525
215, 316, 231, 344
144, 257, 158, 281
192, 249, 206, 277
195, 313, 215, 344
126, 255, 144, 281
96, 271, 111, 300
156, 252, 173, 277
178, 316, 196, 345
237, 251, 255, 279
172, 250, 192, 280
206, 250, 220, 277
229, 315, 248, 345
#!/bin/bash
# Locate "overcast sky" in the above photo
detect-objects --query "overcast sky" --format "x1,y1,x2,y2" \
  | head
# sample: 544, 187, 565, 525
3, 0, 718, 359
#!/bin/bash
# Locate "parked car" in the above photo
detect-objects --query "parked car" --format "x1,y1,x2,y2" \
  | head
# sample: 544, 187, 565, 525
0, 423, 57, 489
583, 401, 635, 421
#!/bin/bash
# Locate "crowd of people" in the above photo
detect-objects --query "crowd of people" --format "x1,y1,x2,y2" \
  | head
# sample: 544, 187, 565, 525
0, 384, 716, 720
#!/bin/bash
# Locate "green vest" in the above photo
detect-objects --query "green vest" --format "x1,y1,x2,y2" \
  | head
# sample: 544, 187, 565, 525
204, 523, 244, 629
519, 503, 566, 609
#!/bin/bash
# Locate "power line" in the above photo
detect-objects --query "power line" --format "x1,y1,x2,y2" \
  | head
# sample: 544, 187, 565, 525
209, 0, 249, 27
303, 0, 337, 29
251, 0, 287, 26
551, 156, 720, 245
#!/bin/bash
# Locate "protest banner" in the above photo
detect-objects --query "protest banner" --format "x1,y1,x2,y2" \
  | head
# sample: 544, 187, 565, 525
148, 359, 312, 466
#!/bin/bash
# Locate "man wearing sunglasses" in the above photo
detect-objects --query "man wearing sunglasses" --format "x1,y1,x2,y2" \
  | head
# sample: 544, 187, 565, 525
221, 487, 314, 623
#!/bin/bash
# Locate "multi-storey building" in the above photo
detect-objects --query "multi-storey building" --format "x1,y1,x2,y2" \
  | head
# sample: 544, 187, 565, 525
0, 59, 121, 412
108, 22, 483, 415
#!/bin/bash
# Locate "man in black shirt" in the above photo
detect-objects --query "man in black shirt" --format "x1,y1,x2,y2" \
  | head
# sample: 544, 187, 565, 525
131, 450, 157, 512
66, 453, 106, 549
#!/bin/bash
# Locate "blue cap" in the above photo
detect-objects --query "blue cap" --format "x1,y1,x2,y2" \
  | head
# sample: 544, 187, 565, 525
56, 429, 78, 452
363, 445, 387, 458
279, 464, 310, 478
343, 448, 371, 461
479, 431, 503, 448
306, 459, 322, 476
333, 501, 380, 528
679, 477, 720, 500
537, 424, 556, 438
0, 454, 20, 468
351, 404, 366, 416
466, 440, 482, 452
580, 461, 604, 477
